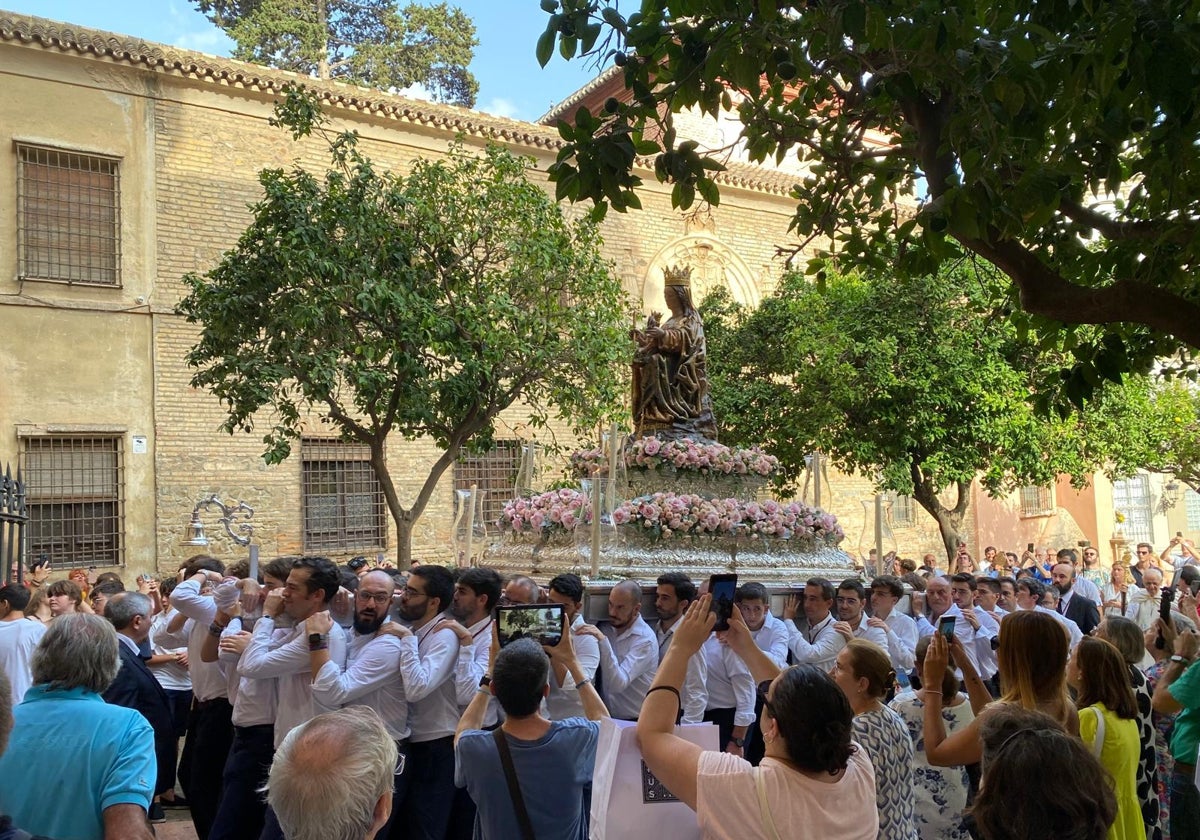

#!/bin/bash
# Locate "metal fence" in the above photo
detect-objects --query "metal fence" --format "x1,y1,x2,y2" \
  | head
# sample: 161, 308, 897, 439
1, 464, 28, 585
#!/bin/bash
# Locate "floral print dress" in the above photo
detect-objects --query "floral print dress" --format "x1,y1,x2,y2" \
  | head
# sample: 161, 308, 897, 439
890, 689, 974, 840
1144, 660, 1180, 840
853, 704, 920, 840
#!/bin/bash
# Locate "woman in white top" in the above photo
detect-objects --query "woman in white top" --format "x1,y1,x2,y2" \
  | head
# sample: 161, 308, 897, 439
637, 595, 877, 840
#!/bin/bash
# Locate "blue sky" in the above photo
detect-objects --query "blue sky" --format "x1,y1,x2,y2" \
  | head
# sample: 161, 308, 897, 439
19, 0, 604, 122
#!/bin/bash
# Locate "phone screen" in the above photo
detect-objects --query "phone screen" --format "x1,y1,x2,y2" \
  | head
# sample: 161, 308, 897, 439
494, 604, 565, 648
708, 574, 738, 631
939, 616, 956, 641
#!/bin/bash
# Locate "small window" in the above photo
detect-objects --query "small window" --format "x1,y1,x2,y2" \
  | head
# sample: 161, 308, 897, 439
455, 440, 521, 526
301, 439, 387, 552
1186, 488, 1200, 531
1019, 485, 1054, 517
17, 143, 121, 285
21, 436, 124, 567
889, 492, 916, 527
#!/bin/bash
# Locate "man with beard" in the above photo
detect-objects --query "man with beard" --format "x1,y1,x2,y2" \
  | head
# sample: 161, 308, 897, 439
653, 572, 708, 724
387, 564, 459, 840
1050, 562, 1102, 637
576, 580, 657, 721
308, 569, 409, 838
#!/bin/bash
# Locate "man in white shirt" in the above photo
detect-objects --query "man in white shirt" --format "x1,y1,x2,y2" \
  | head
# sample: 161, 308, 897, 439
576, 580, 657, 721
701, 632, 755, 755
734, 582, 788, 668
308, 568, 410, 840
867, 576, 917, 673
835, 579, 890, 650
0, 585, 46, 704
205, 557, 291, 840
949, 573, 1000, 681
545, 573, 600, 720
654, 572, 708, 724
389, 563, 461, 840
783, 577, 846, 671
1016, 577, 1083, 648
923, 576, 992, 678
437, 566, 502, 840
169, 555, 234, 840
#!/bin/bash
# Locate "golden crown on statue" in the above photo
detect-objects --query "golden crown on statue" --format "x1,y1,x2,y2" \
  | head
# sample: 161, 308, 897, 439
662, 264, 692, 287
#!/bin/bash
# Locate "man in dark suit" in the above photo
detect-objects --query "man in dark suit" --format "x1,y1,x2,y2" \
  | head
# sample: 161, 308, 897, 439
1051, 562, 1102, 637
103, 591, 176, 825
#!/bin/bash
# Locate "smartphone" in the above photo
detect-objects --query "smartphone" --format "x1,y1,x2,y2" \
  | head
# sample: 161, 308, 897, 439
938, 615, 956, 641
1026, 543, 1035, 553
708, 574, 738, 631
1077, 540, 1090, 548
1160, 587, 1175, 623
1178, 531, 1184, 538
494, 604, 564, 648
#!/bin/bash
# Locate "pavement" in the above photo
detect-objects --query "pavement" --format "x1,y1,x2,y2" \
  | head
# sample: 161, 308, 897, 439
157, 809, 198, 840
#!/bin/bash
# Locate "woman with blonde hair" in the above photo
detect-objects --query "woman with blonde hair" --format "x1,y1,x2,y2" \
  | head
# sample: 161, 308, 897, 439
1068, 637, 1146, 840
923, 609, 1078, 768
831, 639, 918, 840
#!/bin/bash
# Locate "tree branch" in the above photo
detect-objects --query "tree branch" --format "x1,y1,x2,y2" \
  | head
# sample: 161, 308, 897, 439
1057, 197, 1198, 244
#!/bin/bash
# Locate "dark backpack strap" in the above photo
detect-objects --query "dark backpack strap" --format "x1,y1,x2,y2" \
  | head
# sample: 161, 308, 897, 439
492, 728, 537, 840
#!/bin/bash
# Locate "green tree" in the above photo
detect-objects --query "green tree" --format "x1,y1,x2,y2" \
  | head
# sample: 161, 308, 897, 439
536, 1, 1200, 408
1138, 381, 1200, 493
702, 260, 1154, 560
195, 0, 478, 105
176, 87, 629, 567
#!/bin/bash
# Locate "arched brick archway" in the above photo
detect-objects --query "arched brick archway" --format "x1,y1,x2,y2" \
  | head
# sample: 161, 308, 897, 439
639, 234, 760, 313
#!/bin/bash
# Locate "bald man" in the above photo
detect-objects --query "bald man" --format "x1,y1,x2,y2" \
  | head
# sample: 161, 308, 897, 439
576, 580, 657, 721
502, 575, 541, 606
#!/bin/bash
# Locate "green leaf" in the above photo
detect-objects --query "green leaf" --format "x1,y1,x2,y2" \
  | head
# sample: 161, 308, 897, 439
536, 28, 556, 68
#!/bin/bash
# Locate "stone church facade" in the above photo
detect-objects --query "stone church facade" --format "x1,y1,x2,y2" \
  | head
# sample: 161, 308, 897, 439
0, 12, 952, 577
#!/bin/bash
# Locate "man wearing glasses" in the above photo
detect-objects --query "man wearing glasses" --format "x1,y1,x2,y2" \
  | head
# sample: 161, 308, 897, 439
309, 569, 411, 838
1131, 542, 1162, 588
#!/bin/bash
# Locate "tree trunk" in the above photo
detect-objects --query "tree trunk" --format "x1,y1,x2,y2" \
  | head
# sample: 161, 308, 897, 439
908, 464, 971, 566
368, 436, 465, 571
317, 0, 330, 80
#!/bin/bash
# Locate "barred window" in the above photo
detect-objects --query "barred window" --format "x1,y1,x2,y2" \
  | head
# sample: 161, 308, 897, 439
455, 440, 521, 527
889, 492, 916, 527
21, 436, 124, 567
301, 439, 386, 551
1186, 488, 1200, 531
1019, 485, 1054, 517
1113, 474, 1155, 546
17, 144, 121, 285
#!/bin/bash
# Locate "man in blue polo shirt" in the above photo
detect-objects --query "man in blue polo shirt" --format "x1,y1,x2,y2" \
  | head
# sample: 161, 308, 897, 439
0, 613, 155, 840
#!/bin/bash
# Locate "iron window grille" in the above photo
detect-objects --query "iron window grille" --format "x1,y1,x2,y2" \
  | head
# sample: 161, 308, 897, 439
1019, 485, 1055, 517
301, 439, 387, 552
21, 436, 125, 567
454, 440, 521, 527
16, 143, 121, 286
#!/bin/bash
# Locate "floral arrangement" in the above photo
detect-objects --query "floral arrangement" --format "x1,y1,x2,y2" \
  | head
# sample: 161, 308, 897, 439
497, 488, 591, 535
612, 492, 844, 543
569, 437, 781, 478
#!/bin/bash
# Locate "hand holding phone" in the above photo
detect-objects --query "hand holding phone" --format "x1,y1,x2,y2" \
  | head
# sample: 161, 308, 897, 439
707, 574, 738, 631
938, 615, 956, 641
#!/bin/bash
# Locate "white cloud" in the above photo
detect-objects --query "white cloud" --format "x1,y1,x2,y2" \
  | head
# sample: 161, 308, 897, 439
479, 97, 520, 120
397, 82, 434, 102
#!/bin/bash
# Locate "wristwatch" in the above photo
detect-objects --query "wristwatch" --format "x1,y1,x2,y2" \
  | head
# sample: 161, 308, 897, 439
1170, 654, 1193, 666
308, 632, 329, 651
479, 675, 492, 688
730, 736, 745, 748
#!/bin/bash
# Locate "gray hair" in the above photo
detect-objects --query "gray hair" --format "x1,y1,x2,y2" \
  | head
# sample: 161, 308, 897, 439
105, 591, 152, 630
31, 613, 120, 693
0, 669, 11, 757
266, 707, 396, 840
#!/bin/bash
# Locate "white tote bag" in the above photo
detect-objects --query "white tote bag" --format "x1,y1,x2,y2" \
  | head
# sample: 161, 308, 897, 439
589, 718, 719, 840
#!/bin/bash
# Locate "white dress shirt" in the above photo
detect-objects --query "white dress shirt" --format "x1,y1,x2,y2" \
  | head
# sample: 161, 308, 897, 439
878, 611, 918, 672
656, 618, 708, 724
219, 617, 276, 728
0, 619, 47, 704
170, 578, 228, 702
786, 614, 845, 671
702, 636, 755, 727
312, 618, 410, 741
1070, 576, 1103, 605
546, 613, 600, 721
148, 610, 191, 691
453, 616, 499, 729
848, 615, 889, 650
596, 615, 658, 721
928, 605, 990, 677
751, 612, 790, 669
240, 614, 348, 748
397, 611, 459, 742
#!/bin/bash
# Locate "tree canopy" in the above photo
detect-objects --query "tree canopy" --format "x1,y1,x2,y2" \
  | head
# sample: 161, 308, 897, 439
701, 257, 1158, 559
537, 0, 1200, 410
195, 0, 478, 105
176, 87, 629, 565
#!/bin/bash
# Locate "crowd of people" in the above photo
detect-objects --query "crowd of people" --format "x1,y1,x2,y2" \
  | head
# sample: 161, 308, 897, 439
0, 538, 1198, 840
